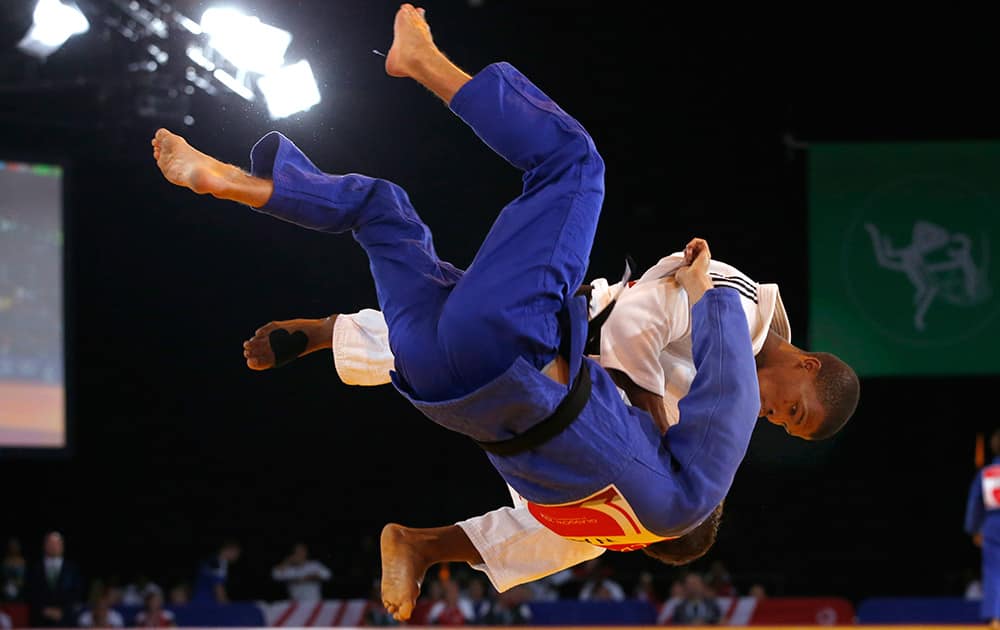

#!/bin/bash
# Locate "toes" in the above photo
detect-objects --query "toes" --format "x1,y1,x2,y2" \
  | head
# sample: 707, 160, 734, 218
246, 340, 269, 357
246, 356, 270, 371
243, 333, 275, 370
255, 322, 278, 336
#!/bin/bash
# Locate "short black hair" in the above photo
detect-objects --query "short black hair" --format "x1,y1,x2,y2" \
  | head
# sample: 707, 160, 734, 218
641, 503, 722, 566
809, 352, 860, 440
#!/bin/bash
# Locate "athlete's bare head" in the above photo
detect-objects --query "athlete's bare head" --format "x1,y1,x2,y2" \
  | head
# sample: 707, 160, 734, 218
757, 345, 859, 440
641, 503, 722, 566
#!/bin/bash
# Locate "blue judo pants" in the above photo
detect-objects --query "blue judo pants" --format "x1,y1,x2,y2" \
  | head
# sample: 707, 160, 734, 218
247, 62, 759, 536
249, 62, 598, 401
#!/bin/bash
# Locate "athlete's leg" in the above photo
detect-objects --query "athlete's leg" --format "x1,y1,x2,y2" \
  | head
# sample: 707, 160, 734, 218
162, 5, 603, 400
152, 125, 463, 396
384, 3, 608, 394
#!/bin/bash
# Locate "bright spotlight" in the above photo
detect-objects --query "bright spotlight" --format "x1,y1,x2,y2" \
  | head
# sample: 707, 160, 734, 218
257, 60, 321, 119
199, 8, 291, 74
17, 0, 90, 60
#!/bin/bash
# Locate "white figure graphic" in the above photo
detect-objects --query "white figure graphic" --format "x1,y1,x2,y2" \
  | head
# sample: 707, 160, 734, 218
864, 220, 991, 331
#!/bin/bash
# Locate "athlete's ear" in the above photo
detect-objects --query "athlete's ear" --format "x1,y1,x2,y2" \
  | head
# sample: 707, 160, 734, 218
800, 355, 821, 372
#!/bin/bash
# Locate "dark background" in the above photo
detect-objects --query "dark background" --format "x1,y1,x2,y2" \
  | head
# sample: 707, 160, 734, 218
1, 0, 998, 604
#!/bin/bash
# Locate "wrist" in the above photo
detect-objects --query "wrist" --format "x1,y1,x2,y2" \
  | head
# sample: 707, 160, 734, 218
682, 275, 713, 305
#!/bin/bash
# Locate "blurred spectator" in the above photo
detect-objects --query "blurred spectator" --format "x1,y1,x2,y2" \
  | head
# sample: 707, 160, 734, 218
670, 572, 721, 626
547, 562, 592, 600
0, 609, 10, 630
271, 543, 331, 601
168, 583, 190, 606
121, 576, 162, 607
427, 579, 473, 625
669, 579, 685, 600
24, 531, 83, 627
1, 538, 25, 601
103, 576, 125, 607
632, 571, 657, 604
748, 583, 767, 599
489, 585, 533, 625
409, 577, 445, 626
362, 579, 399, 627
78, 587, 124, 628
192, 539, 241, 603
579, 578, 625, 602
523, 570, 560, 602
463, 576, 496, 624
134, 588, 176, 628
577, 559, 625, 602
705, 560, 735, 596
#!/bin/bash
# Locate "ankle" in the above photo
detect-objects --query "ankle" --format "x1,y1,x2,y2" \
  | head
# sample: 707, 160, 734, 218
407, 44, 448, 78
308, 315, 337, 353
219, 171, 274, 208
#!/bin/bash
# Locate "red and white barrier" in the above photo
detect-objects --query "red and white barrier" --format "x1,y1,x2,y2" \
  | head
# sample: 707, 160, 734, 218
257, 598, 370, 627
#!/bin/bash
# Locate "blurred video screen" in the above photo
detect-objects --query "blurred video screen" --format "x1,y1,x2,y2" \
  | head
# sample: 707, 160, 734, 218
0, 159, 65, 449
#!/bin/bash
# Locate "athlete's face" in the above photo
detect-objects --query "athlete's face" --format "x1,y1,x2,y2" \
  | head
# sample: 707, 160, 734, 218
757, 356, 825, 439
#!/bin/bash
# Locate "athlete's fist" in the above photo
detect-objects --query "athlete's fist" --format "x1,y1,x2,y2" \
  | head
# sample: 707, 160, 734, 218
676, 237, 713, 305
682, 237, 710, 269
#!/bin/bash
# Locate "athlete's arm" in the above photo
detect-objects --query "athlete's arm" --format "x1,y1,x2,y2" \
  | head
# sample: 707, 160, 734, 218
606, 368, 670, 434
965, 472, 985, 538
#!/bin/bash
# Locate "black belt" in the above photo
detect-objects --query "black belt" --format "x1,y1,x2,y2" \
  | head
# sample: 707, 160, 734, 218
582, 289, 617, 356
475, 362, 592, 456
475, 255, 634, 457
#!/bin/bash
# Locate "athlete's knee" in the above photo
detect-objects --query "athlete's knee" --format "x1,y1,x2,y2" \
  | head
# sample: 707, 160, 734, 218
551, 131, 605, 180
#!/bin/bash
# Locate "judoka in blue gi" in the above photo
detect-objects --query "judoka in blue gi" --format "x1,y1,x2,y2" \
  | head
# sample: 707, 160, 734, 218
966, 429, 1000, 628
154, 3, 769, 620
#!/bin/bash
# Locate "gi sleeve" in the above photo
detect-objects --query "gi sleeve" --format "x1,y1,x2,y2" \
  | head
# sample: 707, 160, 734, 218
966, 471, 985, 536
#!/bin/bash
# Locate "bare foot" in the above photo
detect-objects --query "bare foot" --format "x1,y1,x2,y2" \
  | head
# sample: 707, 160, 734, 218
385, 3, 435, 78
380, 523, 431, 622
151, 128, 233, 196
243, 316, 335, 370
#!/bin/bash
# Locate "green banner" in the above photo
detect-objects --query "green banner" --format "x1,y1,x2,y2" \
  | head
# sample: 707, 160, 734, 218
809, 142, 1000, 376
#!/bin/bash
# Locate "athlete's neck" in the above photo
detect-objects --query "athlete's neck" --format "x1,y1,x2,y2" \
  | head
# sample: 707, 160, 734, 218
756, 330, 798, 370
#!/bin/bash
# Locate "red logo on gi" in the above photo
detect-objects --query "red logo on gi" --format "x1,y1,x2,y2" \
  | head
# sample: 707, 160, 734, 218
525, 484, 672, 551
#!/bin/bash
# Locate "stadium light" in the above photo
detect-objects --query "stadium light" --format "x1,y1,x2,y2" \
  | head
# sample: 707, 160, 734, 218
199, 7, 291, 75
17, 0, 90, 61
257, 60, 322, 119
